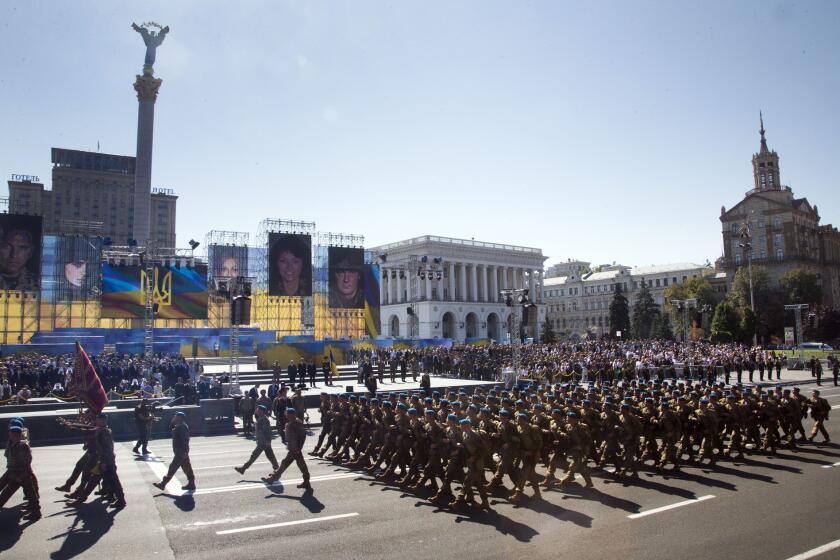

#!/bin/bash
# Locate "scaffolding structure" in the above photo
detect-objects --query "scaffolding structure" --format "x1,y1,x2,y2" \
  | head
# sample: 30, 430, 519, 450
313, 231, 366, 339
204, 230, 250, 329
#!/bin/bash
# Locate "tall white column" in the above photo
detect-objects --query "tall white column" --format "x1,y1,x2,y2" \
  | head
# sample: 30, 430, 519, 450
501, 266, 508, 290
448, 262, 455, 301
537, 270, 543, 303
396, 271, 403, 303
132, 73, 163, 245
481, 265, 488, 303
459, 262, 467, 302
379, 268, 385, 306
529, 269, 536, 297
470, 264, 478, 302
425, 271, 431, 301
490, 265, 498, 302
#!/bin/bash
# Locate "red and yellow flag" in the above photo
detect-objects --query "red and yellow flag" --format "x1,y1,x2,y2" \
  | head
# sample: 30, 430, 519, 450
71, 341, 109, 413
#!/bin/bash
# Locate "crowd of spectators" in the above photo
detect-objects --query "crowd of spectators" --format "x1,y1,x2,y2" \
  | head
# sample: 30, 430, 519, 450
350, 340, 817, 384
0, 351, 223, 405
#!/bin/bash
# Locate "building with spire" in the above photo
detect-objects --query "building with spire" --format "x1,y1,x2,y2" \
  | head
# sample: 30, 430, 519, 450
719, 115, 840, 308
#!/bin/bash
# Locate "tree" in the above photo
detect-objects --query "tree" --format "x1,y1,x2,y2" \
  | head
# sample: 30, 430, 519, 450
780, 269, 822, 306
818, 308, 840, 342
609, 283, 631, 339
739, 306, 757, 344
664, 276, 717, 338
632, 281, 659, 339
650, 312, 675, 340
730, 266, 784, 343
540, 318, 556, 344
710, 300, 740, 343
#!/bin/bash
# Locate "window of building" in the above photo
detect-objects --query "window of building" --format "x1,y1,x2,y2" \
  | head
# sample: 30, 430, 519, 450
655, 279, 660, 287
774, 233, 783, 246
776, 248, 784, 259
773, 216, 781, 229
648, 279, 653, 287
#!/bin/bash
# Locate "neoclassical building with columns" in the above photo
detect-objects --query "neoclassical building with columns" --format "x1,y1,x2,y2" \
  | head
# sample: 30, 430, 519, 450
370, 235, 547, 342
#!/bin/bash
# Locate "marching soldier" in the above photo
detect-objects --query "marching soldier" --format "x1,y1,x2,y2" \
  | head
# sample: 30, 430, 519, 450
235, 405, 280, 476
808, 389, 831, 443
154, 411, 196, 492
0, 422, 40, 520
455, 418, 491, 509
70, 413, 126, 509
262, 408, 311, 489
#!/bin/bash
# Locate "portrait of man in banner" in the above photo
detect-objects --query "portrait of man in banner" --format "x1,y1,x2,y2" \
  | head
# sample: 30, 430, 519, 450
0, 214, 42, 291
328, 247, 365, 309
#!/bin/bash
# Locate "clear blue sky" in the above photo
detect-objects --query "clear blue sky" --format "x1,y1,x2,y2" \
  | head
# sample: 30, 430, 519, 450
2, 1, 838, 268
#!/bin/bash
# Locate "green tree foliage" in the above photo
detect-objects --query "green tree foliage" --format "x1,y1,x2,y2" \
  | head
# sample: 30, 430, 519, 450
540, 319, 556, 344
710, 300, 740, 343
729, 266, 784, 343
632, 281, 659, 339
740, 306, 757, 344
609, 283, 631, 339
650, 312, 675, 340
662, 276, 716, 339
780, 269, 822, 306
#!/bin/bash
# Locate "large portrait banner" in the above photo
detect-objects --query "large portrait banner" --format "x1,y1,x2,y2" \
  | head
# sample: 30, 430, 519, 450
0, 214, 42, 291
268, 233, 312, 297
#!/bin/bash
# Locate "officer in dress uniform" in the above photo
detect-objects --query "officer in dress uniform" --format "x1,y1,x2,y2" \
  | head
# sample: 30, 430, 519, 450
132, 398, 154, 455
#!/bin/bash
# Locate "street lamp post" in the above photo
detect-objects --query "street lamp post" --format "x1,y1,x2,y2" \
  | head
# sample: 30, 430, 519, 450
670, 298, 698, 342
784, 303, 809, 362
739, 222, 757, 346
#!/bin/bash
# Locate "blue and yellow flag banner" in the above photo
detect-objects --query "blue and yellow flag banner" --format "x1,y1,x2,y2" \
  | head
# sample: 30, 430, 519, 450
363, 263, 381, 338
101, 263, 209, 319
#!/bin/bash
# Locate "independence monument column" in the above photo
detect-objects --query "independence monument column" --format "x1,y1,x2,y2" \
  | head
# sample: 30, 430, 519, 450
131, 22, 169, 246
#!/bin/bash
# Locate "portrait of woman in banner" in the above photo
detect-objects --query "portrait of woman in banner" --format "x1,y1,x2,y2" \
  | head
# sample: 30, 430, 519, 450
268, 233, 312, 297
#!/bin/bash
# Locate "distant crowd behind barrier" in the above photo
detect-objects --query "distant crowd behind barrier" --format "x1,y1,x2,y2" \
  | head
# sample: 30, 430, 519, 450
0, 327, 277, 358
0, 350, 233, 406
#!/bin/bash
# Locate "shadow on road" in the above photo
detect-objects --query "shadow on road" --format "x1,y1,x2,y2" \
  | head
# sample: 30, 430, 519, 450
48, 502, 116, 560
556, 483, 640, 513
0, 507, 27, 553
264, 488, 325, 513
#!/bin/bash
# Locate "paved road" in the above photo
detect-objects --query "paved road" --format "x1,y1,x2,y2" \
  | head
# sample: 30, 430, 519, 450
3, 382, 840, 560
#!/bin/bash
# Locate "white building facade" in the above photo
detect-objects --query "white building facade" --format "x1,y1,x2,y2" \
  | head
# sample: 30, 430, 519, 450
543, 260, 712, 339
370, 235, 547, 342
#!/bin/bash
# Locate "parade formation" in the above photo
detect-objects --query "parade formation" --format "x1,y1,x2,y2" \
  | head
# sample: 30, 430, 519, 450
1, 339, 836, 523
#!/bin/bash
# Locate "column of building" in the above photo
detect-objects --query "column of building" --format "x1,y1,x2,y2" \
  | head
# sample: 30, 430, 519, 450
448, 262, 455, 301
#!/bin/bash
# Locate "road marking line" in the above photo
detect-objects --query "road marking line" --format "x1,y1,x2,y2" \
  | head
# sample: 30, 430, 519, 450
832, 405, 840, 409
821, 462, 840, 469
143, 453, 183, 495
158, 449, 258, 458
216, 512, 359, 535
786, 538, 840, 560
193, 461, 271, 471
193, 472, 360, 495
627, 495, 715, 519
